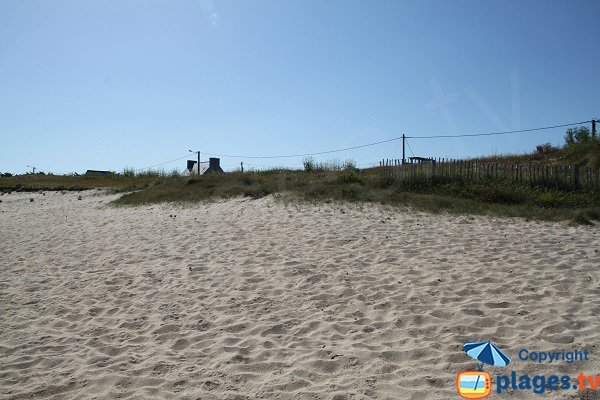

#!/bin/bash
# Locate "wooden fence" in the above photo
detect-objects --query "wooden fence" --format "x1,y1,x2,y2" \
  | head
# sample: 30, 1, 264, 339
379, 158, 600, 190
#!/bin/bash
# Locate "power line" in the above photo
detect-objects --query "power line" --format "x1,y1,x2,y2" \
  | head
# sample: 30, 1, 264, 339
199, 119, 591, 159
406, 120, 591, 139
130, 118, 593, 171
202, 137, 402, 159
134, 154, 191, 172
405, 139, 416, 157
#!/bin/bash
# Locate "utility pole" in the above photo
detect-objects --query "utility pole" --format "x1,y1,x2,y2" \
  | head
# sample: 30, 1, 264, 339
593, 119, 596, 139
402, 134, 406, 165
240, 161, 244, 173
189, 150, 201, 176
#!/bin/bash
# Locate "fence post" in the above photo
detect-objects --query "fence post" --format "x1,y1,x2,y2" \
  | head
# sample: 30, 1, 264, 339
455, 159, 458, 179
573, 165, 580, 189
469, 161, 473, 181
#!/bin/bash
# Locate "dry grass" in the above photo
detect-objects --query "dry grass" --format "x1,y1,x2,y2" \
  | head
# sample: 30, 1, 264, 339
3, 150, 599, 224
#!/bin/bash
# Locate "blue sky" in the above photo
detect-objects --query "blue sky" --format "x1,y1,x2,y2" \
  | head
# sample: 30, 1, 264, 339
1, 0, 599, 174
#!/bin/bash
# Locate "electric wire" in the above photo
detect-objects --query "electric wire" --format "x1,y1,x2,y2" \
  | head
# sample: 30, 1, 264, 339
405, 120, 591, 139
201, 137, 402, 159
405, 139, 416, 158
131, 119, 593, 171
134, 154, 191, 172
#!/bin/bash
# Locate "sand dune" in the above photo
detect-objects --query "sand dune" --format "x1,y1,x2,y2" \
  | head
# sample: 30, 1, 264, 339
1, 190, 599, 399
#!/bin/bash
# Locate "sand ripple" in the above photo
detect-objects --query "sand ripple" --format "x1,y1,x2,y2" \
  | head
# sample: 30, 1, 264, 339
1, 191, 599, 399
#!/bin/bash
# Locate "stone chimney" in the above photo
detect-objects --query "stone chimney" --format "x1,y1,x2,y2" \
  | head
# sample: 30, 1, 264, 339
204, 158, 224, 174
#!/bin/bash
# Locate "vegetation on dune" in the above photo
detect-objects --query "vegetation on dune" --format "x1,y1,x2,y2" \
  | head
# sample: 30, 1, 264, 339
0, 173, 159, 193
0, 167, 187, 193
107, 168, 599, 224
475, 126, 600, 168
2, 128, 599, 224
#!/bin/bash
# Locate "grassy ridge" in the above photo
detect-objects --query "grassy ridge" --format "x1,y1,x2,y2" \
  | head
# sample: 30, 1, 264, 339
2, 169, 599, 224
111, 169, 600, 224
475, 141, 600, 168
0, 174, 161, 192
2, 141, 599, 224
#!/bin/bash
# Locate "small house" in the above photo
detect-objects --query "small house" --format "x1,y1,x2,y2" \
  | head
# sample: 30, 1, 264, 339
184, 157, 223, 175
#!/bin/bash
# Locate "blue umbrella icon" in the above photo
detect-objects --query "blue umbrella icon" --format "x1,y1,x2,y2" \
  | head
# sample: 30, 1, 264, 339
464, 341, 511, 371
463, 341, 511, 395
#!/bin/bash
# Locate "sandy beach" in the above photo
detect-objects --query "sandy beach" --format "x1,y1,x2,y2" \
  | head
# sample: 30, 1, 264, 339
1, 190, 599, 399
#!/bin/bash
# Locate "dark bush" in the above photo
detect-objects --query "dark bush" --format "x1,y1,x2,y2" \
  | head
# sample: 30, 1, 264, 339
535, 143, 559, 154
303, 157, 317, 172
565, 126, 596, 146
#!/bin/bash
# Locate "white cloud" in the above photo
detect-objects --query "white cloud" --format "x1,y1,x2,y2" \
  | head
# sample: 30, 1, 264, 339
210, 12, 219, 27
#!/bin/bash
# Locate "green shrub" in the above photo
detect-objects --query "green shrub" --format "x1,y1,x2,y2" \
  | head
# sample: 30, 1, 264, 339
245, 183, 270, 199
303, 157, 317, 172
122, 167, 135, 177
565, 126, 596, 146
535, 191, 563, 208
536, 143, 559, 154
377, 174, 396, 188
242, 174, 256, 185
340, 184, 364, 201
342, 159, 358, 171
303, 157, 358, 172
337, 169, 363, 184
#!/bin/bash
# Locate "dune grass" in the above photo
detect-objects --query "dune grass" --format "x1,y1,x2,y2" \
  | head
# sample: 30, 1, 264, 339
474, 140, 600, 169
3, 162, 599, 224
107, 169, 600, 224
0, 173, 162, 193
